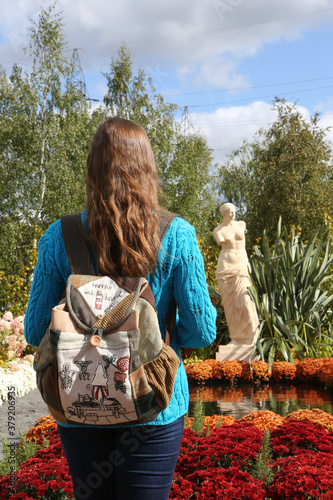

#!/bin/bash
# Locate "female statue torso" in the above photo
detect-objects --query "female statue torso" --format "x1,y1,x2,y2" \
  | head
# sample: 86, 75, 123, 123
214, 219, 248, 272
213, 203, 259, 346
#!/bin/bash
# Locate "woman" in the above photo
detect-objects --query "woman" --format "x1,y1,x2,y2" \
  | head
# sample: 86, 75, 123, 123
213, 202, 258, 346
24, 117, 216, 500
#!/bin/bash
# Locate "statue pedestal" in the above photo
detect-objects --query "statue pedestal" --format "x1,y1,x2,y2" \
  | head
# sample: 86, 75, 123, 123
216, 343, 258, 362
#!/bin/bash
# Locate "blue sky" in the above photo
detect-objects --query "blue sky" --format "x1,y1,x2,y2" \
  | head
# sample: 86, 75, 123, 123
1, 0, 333, 165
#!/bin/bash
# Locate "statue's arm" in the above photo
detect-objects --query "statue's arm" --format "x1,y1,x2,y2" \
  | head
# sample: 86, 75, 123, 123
213, 225, 224, 245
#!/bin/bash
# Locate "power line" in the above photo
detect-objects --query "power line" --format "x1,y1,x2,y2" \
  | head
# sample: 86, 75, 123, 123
195, 120, 274, 127
189, 85, 333, 108
163, 76, 333, 98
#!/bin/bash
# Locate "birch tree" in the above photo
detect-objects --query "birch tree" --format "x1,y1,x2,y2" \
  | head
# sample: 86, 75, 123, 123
0, 3, 102, 292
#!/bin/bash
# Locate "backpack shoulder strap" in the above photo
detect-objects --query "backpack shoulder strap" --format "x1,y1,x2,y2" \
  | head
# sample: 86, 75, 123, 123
157, 211, 180, 242
61, 214, 95, 275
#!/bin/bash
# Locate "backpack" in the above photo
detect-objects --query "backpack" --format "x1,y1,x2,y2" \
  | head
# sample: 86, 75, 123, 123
33, 212, 180, 426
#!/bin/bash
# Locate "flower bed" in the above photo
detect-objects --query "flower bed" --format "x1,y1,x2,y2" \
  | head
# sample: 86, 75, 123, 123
0, 364, 36, 404
0, 313, 36, 404
185, 357, 333, 387
2, 409, 333, 499
3, 309, 333, 498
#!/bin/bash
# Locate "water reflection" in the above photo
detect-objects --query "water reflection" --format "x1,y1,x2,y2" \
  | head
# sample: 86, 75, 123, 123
188, 383, 333, 419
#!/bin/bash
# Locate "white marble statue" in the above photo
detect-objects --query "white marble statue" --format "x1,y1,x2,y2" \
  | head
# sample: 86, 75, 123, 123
213, 203, 259, 350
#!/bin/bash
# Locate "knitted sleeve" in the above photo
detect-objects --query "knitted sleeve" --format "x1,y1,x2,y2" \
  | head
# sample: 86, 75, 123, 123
172, 221, 217, 348
24, 220, 69, 347
149, 217, 217, 348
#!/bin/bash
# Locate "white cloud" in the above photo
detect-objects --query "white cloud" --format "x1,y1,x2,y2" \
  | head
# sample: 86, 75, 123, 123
191, 101, 276, 165
1, 0, 333, 165
191, 100, 328, 165
1, 0, 333, 86
178, 55, 250, 90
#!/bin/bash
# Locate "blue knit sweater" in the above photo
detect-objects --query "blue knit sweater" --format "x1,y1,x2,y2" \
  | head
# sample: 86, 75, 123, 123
24, 212, 217, 427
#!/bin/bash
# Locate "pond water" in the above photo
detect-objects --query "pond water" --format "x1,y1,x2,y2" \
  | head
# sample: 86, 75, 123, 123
188, 383, 333, 419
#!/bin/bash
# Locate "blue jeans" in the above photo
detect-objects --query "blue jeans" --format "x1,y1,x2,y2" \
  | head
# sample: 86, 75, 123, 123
58, 416, 184, 500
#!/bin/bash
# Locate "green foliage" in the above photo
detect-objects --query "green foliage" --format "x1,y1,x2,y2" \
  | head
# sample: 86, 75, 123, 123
0, 230, 39, 315
251, 430, 274, 485
249, 218, 333, 368
197, 230, 220, 289
208, 285, 230, 347
163, 134, 215, 236
0, 432, 46, 476
317, 326, 333, 357
218, 98, 333, 247
0, 4, 103, 278
103, 43, 178, 177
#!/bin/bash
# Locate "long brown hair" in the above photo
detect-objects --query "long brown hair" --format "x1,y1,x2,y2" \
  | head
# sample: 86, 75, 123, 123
86, 116, 160, 276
